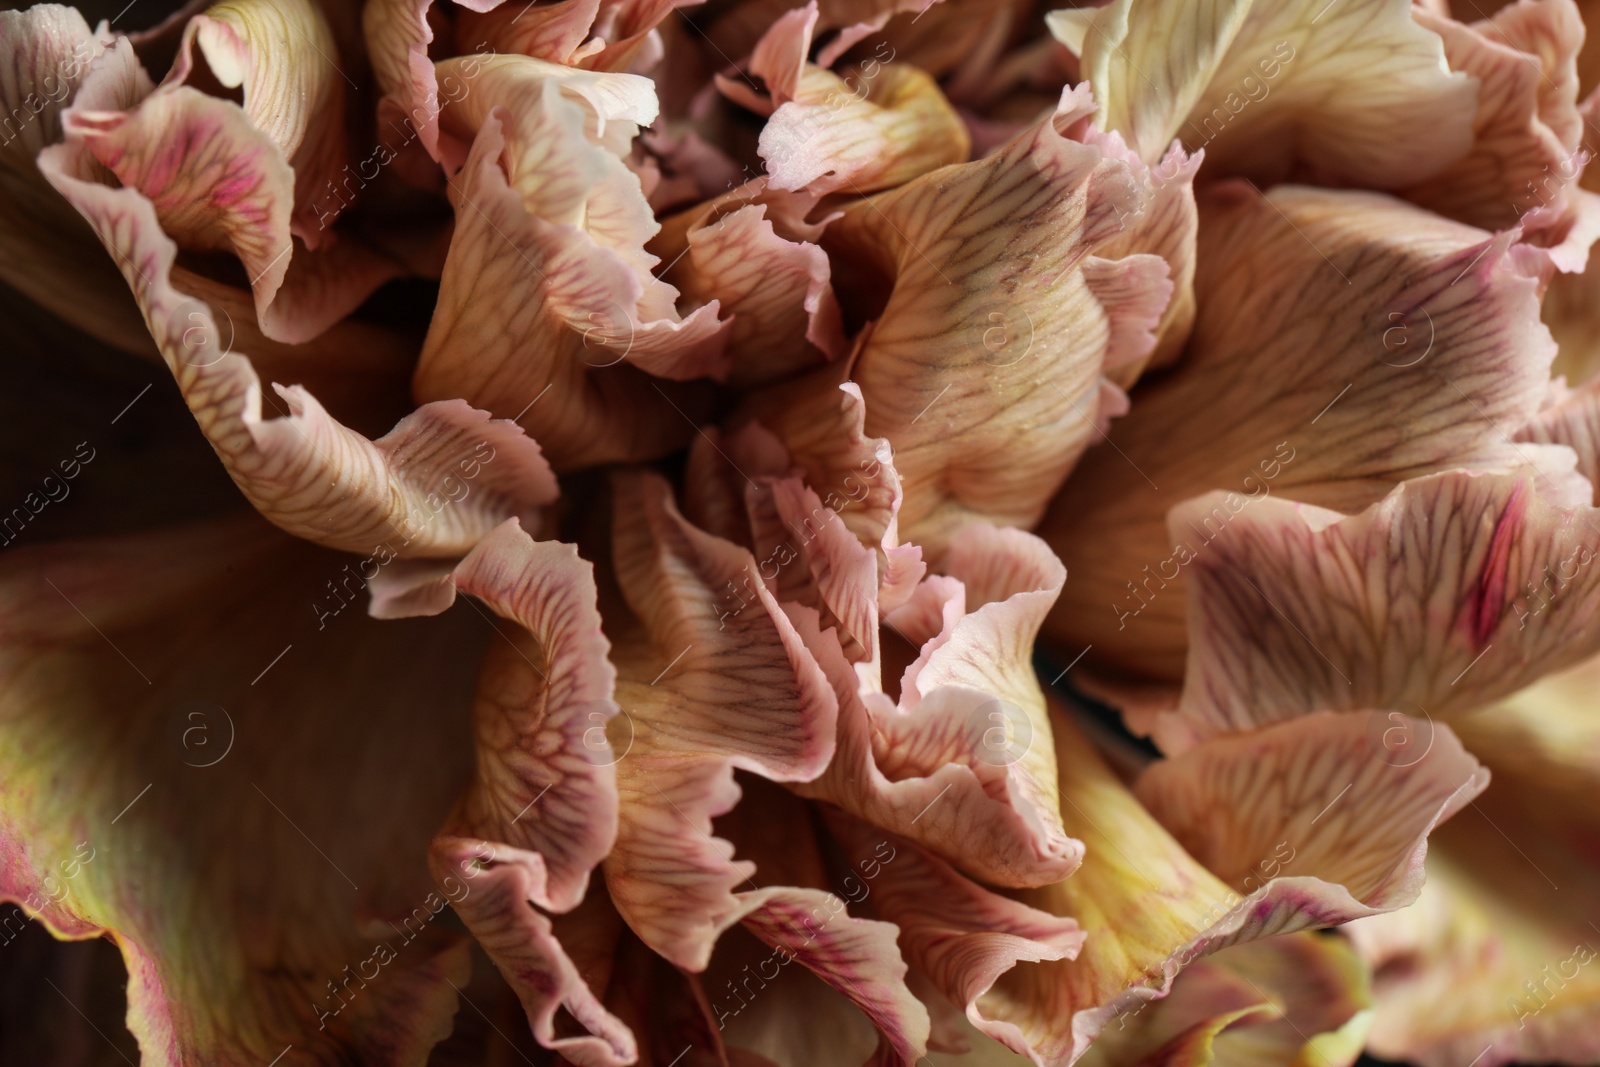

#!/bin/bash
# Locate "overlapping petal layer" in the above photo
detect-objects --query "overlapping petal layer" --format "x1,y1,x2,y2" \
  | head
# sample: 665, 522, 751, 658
651, 178, 846, 387
746, 86, 1180, 554
413, 61, 726, 467
1041, 183, 1576, 682
1165, 470, 1600, 749
0, 515, 487, 1063
0, 5, 152, 355
1347, 653, 1600, 1067
968, 700, 1481, 1064
1048, 0, 1477, 187
40, 43, 559, 558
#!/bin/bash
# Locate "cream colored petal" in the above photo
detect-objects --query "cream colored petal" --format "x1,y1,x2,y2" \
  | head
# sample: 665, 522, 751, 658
1517, 373, 1600, 500
750, 86, 1173, 556
413, 109, 721, 470
1076, 933, 1373, 1067
790, 520, 1081, 888
653, 179, 847, 387
1051, 0, 1477, 188
604, 470, 836, 970
1344, 652, 1600, 1066
1403, 0, 1594, 262
755, 63, 970, 196
1045, 0, 1253, 165
1041, 184, 1576, 682
827, 815, 1084, 1061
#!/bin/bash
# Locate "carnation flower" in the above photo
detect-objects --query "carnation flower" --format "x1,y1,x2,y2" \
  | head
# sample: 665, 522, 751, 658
2, 0, 1598, 1064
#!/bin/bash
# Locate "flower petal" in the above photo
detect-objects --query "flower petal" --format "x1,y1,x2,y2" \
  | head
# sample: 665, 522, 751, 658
1347, 653, 1600, 1067
653, 179, 847, 387
752, 85, 1172, 555
1050, 0, 1477, 187
735, 30, 970, 197
737, 886, 931, 1065
1402, 0, 1595, 264
413, 101, 725, 469
790, 519, 1081, 887
427, 838, 636, 1066
40, 91, 558, 557
604, 469, 836, 970
168, 0, 349, 243
1040, 184, 1578, 681
827, 815, 1084, 1061
974, 699, 1480, 1064
0, 6, 151, 356
373, 523, 632, 1061
373, 520, 620, 909
1165, 469, 1600, 748
0, 515, 488, 1063
1517, 370, 1600, 500
1076, 933, 1373, 1067
1134, 712, 1486, 911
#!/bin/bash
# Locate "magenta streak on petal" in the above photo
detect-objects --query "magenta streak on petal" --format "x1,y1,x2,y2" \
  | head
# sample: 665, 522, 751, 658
1467, 478, 1527, 647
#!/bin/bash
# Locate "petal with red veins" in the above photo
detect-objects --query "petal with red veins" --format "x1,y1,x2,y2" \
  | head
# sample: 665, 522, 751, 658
427, 838, 636, 1067
828, 816, 1084, 1061
40, 100, 557, 557
55, 44, 399, 345
1040, 184, 1579, 682
738, 886, 930, 1065
414, 108, 724, 469
754, 86, 1172, 555
1135, 712, 1486, 910
737, 381, 905, 549
653, 180, 847, 387
1403, 0, 1595, 261
794, 521, 1081, 887
1166, 470, 1600, 748
372, 520, 620, 911
604, 470, 836, 970
1049, 0, 1477, 187
0, 515, 489, 1063
975, 701, 1481, 1065
168, 0, 349, 243
362, 0, 504, 161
